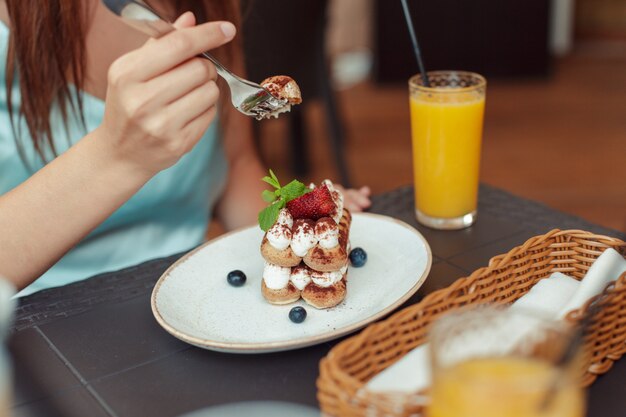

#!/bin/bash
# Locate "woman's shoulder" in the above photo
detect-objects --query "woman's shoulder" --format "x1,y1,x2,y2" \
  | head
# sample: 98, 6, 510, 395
0, 0, 8, 46
0, 0, 9, 29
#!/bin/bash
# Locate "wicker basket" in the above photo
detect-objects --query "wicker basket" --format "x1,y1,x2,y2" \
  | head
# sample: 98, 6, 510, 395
318, 229, 626, 417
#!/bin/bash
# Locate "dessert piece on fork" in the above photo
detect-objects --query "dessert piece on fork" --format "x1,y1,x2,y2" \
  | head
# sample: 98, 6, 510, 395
256, 75, 302, 119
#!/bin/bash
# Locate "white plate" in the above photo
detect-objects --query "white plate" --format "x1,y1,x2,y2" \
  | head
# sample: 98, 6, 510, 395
151, 213, 432, 353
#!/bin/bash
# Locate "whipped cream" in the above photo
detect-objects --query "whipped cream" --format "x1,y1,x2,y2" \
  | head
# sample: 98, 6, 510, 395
290, 265, 312, 290
263, 262, 292, 290
311, 269, 344, 288
276, 208, 294, 228
315, 218, 339, 249
264, 105, 292, 120
291, 219, 317, 257
266, 208, 294, 250
266, 223, 292, 250
322, 180, 344, 223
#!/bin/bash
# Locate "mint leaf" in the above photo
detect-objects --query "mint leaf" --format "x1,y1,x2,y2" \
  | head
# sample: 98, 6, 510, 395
258, 201, 282, 231
262, 190, 277, 203
269, 169, 280, 187
262, 176, 279, 189
281, 180, 307, 202
258, 169, 302, 230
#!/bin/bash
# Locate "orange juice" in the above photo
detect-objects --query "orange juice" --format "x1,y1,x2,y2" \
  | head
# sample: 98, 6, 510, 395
410, 94, 484, 217
428, 357, 585, 417
409, 71, 486, 229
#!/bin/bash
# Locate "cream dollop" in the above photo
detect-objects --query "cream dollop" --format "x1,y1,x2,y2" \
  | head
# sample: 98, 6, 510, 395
322, 180, 344, 224
291, 220, 317, 257
276, 208, 294, 228
266, 208, 294, 250
311, 269, 344, 288
315, 218, 339, 249
266, 223, 292, 251
262, 262, 291, 290
290, 265, 312, 291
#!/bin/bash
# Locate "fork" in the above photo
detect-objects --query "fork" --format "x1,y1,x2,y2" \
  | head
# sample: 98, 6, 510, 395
101, 0, 288, 120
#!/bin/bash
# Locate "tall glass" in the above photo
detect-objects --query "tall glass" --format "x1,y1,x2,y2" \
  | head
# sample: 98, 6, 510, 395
428, 307, 585, 417
409, 71, 486, 229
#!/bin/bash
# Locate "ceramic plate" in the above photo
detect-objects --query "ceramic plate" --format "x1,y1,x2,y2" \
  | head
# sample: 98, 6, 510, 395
151, 213, 432, 353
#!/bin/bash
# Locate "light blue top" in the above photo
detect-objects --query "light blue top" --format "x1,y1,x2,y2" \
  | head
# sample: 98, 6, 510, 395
0, 22, 227, 297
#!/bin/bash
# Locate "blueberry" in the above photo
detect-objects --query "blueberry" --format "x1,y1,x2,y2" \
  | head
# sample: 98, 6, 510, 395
349, 247, 367, 267
227, 270, 246, 287
289, 306, 307, 323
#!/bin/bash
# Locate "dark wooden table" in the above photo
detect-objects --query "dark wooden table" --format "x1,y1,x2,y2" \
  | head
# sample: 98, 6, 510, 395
8, 185, 626, 417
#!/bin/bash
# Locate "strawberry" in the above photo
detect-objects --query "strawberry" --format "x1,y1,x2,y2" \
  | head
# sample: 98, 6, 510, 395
287, 184, 336, 220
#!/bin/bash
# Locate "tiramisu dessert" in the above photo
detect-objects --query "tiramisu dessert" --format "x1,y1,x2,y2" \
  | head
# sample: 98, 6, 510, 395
258, 171, 351, 309
258, 75, 302, 119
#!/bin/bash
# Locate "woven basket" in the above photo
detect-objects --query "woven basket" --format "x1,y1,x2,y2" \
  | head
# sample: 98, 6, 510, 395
318, 229, 626, 417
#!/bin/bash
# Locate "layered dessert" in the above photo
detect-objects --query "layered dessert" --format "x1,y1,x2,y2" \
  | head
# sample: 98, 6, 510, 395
258, 174, 351, 309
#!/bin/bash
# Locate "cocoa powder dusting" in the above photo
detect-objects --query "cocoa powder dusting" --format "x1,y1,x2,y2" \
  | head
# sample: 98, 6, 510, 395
311, 247, 332, 264
294, 219, 314, 234
307, 283, 338, 295
314, 217, 336, 235
263, 75, 292, 87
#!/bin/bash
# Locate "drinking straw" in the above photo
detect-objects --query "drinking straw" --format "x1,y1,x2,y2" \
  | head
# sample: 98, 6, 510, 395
400, 0, 430, 87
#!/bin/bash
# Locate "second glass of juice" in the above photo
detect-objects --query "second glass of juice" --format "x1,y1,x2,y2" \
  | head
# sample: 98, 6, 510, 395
427, 307, 586, 417
409, 71, 486, 229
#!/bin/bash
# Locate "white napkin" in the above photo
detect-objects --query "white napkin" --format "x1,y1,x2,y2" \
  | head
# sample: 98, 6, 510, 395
557, 248, 626, 319
365, 344, 431, 393
365, 248, 626, 394
510, 272, 579, 318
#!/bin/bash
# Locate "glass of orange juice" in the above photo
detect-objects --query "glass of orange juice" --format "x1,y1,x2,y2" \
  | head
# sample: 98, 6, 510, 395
409, 71, 486, 229
428, 307, 586, 417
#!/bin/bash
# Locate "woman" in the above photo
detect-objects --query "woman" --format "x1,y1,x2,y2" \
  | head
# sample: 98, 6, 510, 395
0, 0, 370, 296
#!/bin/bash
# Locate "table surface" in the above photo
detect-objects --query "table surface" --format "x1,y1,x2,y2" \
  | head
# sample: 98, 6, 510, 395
8, 185, 626, 417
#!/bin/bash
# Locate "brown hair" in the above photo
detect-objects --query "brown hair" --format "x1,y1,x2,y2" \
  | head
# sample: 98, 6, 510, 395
4, 0, 240, 164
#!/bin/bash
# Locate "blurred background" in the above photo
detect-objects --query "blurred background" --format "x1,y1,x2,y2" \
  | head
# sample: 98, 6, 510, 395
240, 0, 625, 232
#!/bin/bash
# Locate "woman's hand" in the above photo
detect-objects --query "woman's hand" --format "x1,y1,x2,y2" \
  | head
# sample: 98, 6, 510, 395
334, 184, 371, 212
97, 12, 235, 176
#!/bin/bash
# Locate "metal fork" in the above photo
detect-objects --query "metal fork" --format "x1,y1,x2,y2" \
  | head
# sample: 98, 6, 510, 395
101, 0, 288, 120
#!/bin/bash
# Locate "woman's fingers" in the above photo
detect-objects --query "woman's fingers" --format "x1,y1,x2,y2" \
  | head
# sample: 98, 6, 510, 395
166, 80, 220, 129
180, 105, 218, 151
172, 11, 196, 29
143, 58, 217, 105
346, 190, 372, 211
334, 184, 372, 212
123, 21, 236, 82
358, 186, 371, 197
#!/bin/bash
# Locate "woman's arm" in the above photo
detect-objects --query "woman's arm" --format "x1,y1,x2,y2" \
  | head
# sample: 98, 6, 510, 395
0, 14, 235, 289
0, 132, 152, 288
